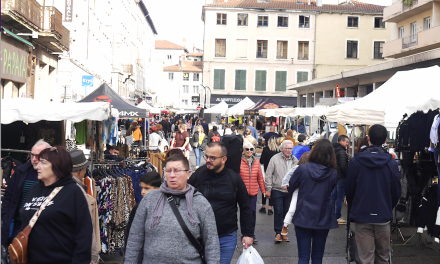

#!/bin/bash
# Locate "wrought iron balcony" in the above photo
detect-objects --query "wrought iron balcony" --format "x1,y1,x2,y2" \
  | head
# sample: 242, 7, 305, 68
1, 0, 43, 30
42, 6, 62, 35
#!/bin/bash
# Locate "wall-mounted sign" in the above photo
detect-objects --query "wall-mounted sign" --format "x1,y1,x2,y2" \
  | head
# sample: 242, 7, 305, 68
82, 75, 93, 95
65, 0, 73, 22
0, 42, 28, 83
192, 96, 200, 103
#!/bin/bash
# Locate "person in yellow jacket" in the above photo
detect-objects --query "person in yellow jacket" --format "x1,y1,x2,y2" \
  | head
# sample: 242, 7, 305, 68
131, 121, 143, 144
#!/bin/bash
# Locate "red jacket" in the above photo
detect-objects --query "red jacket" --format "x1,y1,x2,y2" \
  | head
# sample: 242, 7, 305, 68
240, 157, 266, 196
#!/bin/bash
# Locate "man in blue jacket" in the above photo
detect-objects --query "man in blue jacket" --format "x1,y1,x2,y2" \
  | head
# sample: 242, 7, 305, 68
1, 139, 51, 248
345, 124, 401, 264
292, 134, 310, 160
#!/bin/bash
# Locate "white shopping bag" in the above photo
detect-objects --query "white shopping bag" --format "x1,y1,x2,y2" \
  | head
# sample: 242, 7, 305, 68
236, 246, 264, 264
261, 165, 266, 181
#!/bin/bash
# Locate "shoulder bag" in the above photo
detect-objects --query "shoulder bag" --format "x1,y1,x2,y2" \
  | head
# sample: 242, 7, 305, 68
166, 194, 206, 264
8, 186, 64, 264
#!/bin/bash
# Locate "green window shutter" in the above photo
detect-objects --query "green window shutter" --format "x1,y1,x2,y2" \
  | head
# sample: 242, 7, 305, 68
235, 70, 240, 90
214, 69, 225, 90
256, 70, 266, 91
236, 70, 246, 90
276, 71, 287, 91
297, 71, 308, 83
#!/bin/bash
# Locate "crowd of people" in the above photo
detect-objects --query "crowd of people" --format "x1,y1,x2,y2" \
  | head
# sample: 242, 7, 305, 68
1, 118, 402, 264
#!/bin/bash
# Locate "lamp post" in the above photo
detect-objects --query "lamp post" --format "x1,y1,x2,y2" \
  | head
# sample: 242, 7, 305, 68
199, 84, 211, 117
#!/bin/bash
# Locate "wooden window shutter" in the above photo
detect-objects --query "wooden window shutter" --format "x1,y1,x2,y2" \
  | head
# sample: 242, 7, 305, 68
236, 39, 248, 58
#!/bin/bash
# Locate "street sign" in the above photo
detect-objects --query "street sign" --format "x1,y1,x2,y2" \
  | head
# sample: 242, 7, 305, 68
336, 84, 340, 98
196, 106, 201, 111
82, 75, 94, 95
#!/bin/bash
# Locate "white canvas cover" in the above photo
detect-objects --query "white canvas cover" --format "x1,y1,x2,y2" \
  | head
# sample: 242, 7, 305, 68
204, 100, 229, 115
137, 101, 164, 114
324, 66, 440, 127
259, 106, 327, 118
227, 97, 255, 116
1, 98, 115, 124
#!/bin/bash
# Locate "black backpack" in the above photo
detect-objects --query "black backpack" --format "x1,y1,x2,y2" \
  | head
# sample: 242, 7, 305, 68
221, 135, 243, 174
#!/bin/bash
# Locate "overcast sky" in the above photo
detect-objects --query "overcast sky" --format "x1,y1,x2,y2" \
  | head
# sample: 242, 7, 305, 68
146, 0, 393, 50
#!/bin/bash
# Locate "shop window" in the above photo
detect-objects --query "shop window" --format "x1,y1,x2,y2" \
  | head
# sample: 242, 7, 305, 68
235, 70, 246, 91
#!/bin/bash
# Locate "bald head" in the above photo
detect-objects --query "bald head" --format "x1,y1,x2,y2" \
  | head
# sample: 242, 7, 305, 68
31, 140, 51, 169
270, 126, 275, 132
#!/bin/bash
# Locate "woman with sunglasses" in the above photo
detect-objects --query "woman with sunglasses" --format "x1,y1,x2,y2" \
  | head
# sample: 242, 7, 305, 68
17, 146, 93, 264
239, 142, 266, 243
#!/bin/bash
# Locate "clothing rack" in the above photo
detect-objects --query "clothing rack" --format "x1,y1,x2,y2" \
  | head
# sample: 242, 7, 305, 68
1, 148, 31, 154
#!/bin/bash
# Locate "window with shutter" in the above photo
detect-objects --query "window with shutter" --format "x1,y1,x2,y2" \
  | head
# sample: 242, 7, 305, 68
214, 69, 225, 90
235, 70, 247, 91
276, 41, 288, 59
257, 40, 268, 58
215, 39, 226, 57
236, 39, 248, 58
255, 70, 267, 91
298, 41, 309, 60
297, 71, 308, 83
275, 71, 287, 91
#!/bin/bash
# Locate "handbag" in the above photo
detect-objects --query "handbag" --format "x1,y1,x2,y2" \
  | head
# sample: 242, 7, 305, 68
8, 187, 63, 264
166, 194, 206, 264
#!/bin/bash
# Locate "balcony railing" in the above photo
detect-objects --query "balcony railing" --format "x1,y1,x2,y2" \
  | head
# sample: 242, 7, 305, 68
43, 6, 62, 35
256, 52, 267, 58
402, 0, 418, 11
402, 34, 418, 49
60, 25, 70, 49
1, 0, 43, 29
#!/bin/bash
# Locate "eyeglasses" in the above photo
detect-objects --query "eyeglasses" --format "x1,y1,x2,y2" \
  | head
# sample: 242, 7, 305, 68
245, 148, 254, 152
165, 169, 189, 175
284, 148, 293, 151
203, 155, 224, 161
30, 153, 39, 158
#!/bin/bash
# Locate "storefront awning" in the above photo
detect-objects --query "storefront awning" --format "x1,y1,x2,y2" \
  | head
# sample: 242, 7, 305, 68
1, 27, 34, 48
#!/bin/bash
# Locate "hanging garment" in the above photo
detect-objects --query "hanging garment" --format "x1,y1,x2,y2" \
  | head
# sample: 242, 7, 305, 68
416, 184, 438, 236
75, 120, 88, 145
102, 118, 119, 146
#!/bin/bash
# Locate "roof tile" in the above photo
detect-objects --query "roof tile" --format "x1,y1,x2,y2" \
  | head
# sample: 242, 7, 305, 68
155, 40, 187, 50
163, 61, 203, 72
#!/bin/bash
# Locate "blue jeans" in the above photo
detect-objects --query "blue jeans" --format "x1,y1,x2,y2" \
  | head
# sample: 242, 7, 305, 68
219, 230, 237, 264
295, 226, 330, 264
194, 148, 203, 167
331, 179, 345, 219
271, 190, 292, 234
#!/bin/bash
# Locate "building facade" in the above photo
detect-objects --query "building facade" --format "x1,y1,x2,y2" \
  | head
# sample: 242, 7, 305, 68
288, 0, 440, 110
203, 1, 316, 107
1, 0, 70, 101
49, 0, 157, 103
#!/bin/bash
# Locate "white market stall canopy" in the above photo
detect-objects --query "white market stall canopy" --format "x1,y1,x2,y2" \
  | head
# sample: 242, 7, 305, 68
204, 100, 228, 115
226, 97, 255, 116
1, 98, 116, 124
259, 106, 328, 118
176, 109, 199, 115
137, 101, 164, 114
323, 66, 440, 127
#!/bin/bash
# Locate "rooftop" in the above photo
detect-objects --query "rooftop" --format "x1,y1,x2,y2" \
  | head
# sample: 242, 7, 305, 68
204, 0, 385, 13
187, 53, 203, 57
163, 61, 203, 72
155, 40, 188, 51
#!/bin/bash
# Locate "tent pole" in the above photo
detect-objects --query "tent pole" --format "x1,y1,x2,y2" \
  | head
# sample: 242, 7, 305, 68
145, 114, 148, 149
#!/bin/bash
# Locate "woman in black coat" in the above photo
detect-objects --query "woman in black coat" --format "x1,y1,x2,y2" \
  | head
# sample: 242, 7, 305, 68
259, 136, 281, 215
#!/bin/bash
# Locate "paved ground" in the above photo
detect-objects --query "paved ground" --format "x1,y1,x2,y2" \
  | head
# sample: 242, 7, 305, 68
100, 151, 440, 263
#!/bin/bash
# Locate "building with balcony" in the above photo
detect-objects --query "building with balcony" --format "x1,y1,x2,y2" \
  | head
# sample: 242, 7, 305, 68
288, 0, 440, 117
48, 0, 157, 103
1, 0, 70, 101
383, 0, 440, 59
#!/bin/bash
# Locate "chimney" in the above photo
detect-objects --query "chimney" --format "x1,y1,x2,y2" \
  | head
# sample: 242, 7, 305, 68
317, 0, 322, 7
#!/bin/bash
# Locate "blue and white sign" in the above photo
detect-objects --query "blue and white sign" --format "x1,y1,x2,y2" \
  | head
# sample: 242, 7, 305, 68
82, 75, 94, 95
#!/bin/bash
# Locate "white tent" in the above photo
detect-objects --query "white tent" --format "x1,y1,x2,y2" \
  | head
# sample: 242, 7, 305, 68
137, 101, 164, 114
226, 97, 255, 116
259, 106, 327, 118
324, 66, 440, 127
1, 98, 117, 124
204, 100, 229, 115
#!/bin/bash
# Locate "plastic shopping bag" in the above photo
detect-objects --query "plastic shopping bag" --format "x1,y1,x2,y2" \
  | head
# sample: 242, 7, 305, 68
237, 246, 264, 264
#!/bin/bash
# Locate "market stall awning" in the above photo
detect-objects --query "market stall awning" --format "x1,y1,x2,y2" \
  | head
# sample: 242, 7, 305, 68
175, 109, 199, 115
226, 97, 255, 117
204, 100, 228, 115
260, 106, 328, 118
137, 101, 166, 115
79, 83, 146, 118
1, 98, 115, 124
323, 66, 440, 127
244, 98, 282, 115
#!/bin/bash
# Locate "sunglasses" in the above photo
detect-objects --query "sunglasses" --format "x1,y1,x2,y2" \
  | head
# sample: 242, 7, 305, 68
245, 148, 254, 151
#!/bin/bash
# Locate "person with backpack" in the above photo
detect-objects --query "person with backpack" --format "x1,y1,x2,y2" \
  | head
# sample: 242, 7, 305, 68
192, 125, 208, 169
188, 142, 254, 264
208, 126, 221, 142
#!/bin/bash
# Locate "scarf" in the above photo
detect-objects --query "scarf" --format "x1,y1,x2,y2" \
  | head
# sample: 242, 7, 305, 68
149, 181, 196, 229
199, 133, 205, 145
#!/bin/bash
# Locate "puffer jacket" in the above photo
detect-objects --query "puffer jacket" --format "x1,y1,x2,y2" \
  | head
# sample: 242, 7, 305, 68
240, 156, 266, 196
333, 143, 348, 180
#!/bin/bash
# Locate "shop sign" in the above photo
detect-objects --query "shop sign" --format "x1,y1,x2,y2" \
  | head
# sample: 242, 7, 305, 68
192, 96, 200, 103
120, 111, 139, 117
65, 0, 73, 22
1, 41, 28, 83
82, 75, 93, 95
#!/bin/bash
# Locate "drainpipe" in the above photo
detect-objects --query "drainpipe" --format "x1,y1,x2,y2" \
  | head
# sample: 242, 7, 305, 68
313, 11, 317, 79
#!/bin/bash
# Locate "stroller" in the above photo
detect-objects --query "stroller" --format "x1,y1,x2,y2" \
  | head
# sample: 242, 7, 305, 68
346, 208, 393, 264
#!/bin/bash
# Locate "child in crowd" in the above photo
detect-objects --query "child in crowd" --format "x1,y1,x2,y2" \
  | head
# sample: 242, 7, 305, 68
126, 171, 162, 245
